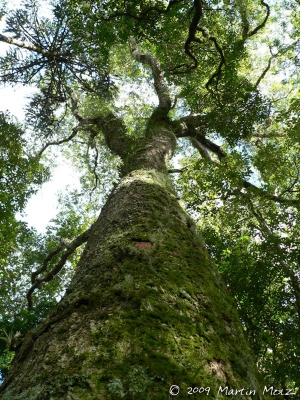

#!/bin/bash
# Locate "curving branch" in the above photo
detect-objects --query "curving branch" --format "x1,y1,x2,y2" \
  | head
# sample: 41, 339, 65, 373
31, 241, 66, 284
69, 92, 101, 125
174, 115, 226, 160
248, 0, 270, 38
69, 92, 133, 158
246, 197, 273, 235
168, 0, 204, 74
255, 52, 273, 88
27, 227, 92, 310
37, 125, 81, 156
173, 113, 208, 132
192, 129, 226, 160
170, 0, 225, 84
183, 0, 204, 70
197, 28, 226, 89
129, 37, 171, 113
222, 174, 300, 206
98, 113, 133, 158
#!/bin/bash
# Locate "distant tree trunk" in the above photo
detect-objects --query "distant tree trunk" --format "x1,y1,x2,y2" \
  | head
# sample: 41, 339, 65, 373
0, 119, 265, 399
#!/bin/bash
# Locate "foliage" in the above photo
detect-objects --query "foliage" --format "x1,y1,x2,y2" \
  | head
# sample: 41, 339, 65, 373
0, 111, 48, 262
0, 0, 299, 395
0, 112, 49, 379
176, 134, 300, 391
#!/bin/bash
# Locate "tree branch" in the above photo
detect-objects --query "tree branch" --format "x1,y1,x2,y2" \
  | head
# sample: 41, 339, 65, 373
0, 31, 72, 66
242, 180, 300, 206
248, 0, 270, 37
174, 115, 299, 205
69, 93, 133, 158
183, 0, 204, 70
31, 241, 66, 284
189, 137, 212, 160
278, 159, 300, 197
27, 227, 92, 310
0, 33, 50, 56
90, 146, 100, 193
129, 37, 171, 113
168, 167, 188, 173
255, 55, 273, 88
98, 113, 133, 158
173, 114, 208, 132
246, 197, 273, 235
170, 0, 225, 81
36, 125, 81, 157
174, 117, 226, 160
69, 92, 101, 125
197, 29, 225, 89
224, 180, 300, 206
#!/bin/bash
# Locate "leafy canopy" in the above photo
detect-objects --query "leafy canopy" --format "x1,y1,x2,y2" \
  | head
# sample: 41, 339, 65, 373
0, 0, 299, 394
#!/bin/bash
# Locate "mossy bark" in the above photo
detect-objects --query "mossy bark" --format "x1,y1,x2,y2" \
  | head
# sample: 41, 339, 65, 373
1, 126, 266, 399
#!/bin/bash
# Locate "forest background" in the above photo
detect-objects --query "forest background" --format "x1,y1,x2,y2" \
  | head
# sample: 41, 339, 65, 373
0, 0, 299, 397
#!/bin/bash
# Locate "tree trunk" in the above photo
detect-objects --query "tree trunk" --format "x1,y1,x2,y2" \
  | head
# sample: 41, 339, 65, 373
0, 123, 265, 399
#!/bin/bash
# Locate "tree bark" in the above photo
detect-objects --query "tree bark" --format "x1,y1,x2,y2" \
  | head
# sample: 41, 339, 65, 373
0, 122, 266, 399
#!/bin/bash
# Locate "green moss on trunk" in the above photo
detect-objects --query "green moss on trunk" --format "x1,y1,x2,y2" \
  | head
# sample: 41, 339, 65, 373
1, 168, 266, 399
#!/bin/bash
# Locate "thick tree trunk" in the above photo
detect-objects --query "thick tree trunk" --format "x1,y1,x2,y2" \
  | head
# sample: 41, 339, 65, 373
1, 125, 265, 399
